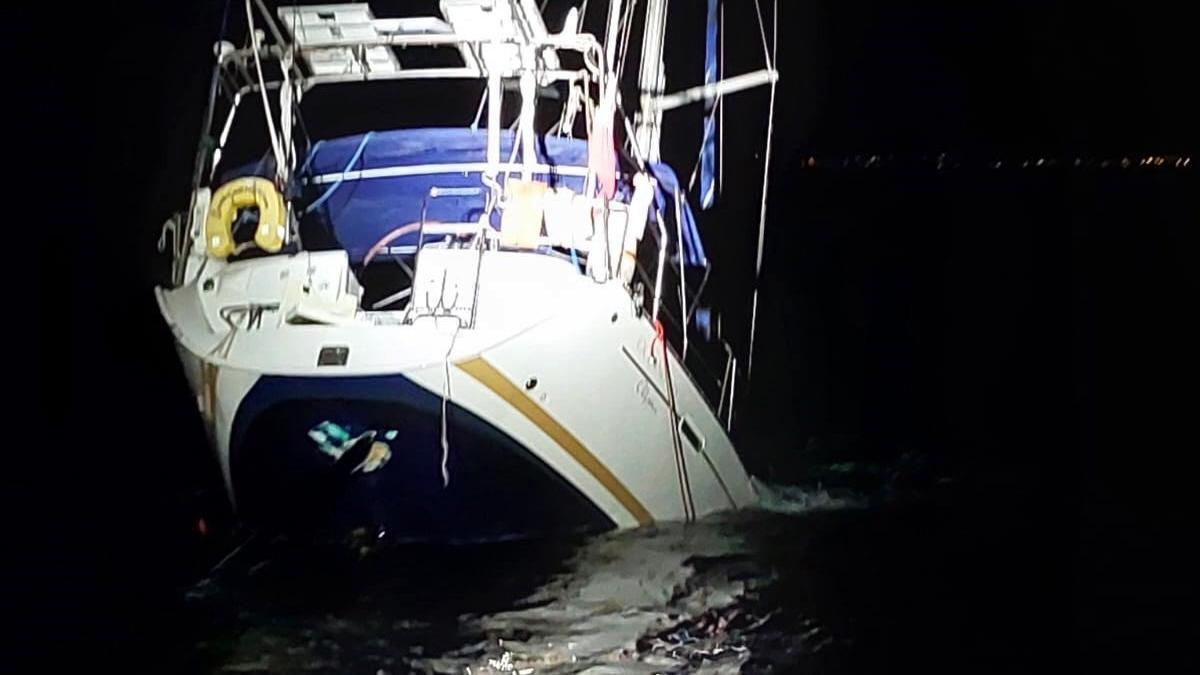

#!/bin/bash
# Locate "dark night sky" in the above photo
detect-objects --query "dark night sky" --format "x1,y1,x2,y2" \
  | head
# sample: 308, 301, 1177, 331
21, 0, 1198, 667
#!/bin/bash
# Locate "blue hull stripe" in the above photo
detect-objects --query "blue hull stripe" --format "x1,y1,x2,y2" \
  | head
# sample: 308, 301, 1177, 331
229, 374, 616, 543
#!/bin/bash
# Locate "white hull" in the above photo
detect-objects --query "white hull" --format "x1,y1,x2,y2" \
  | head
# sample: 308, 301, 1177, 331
157, 249, 758, 539
151, 0, 778, 542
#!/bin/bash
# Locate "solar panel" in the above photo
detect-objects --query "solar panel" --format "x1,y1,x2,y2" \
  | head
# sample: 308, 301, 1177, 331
277, 3, 401, 76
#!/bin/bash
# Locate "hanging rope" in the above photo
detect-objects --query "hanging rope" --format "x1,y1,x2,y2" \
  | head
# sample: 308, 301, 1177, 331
440, 318, 463, 488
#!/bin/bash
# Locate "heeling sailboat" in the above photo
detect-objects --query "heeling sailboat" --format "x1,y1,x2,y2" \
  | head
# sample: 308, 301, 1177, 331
153, 0, 779, 543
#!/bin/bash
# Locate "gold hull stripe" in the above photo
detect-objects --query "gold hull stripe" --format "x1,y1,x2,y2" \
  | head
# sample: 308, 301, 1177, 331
455, 356, 653, 526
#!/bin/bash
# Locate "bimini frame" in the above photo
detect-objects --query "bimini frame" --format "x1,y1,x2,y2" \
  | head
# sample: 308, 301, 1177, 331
172, 0, 613, 287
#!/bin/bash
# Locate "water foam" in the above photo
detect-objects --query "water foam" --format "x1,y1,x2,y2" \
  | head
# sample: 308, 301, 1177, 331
749, 476, 870, 514
411, 520, 763, 674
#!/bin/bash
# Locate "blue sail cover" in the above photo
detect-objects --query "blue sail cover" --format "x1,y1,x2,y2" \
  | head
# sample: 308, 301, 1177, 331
300, 128, 590, 262
222, 127, 706, 267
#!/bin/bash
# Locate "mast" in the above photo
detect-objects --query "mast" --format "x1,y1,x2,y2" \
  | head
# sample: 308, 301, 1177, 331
634, 0, 669, 163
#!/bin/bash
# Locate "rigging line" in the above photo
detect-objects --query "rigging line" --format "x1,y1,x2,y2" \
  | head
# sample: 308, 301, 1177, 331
675, 189, 688, 361
666, 358, 690, 517
255, 0, 295, 173
602, 0, 621, 73
748, 0, 778, 381
218, 0, 233, 40
616, 97, 649, 170
615, 0, 639, 80
470, 84, 488, 131
289, 0, 307, 171
292, 96, 313, 155
252, 0, 286, 47
752, 0, 774, 69
661, 333, 696, 521
501, 116, 525, 187
616, 2, 631, 70
684, 264, 711, 328
210, 91, 243, 181
651, 207, 667, 321
717, 341, 733, 419
194, 0, 235, 188
726, 356, 737, 430
686, 95, 722, 194
246, 0, 285, 182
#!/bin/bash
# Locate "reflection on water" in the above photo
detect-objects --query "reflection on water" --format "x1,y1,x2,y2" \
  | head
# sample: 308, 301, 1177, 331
183, 481, 843, 674
179, 461, 1058, 674
191, 510, 786, 674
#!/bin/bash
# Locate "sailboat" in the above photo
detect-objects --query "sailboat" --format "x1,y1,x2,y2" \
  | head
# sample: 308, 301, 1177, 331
154, 0, 779, 543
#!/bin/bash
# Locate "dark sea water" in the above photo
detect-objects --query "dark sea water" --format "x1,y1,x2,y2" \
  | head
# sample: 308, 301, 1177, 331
129, 456, 1079, 675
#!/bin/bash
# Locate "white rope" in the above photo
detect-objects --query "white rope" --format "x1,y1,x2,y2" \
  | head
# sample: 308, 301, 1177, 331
157, 215, 183, 260
615, 0, 639, 79
279, 51, 295, 175
555, 81, 582, 136
210, 91, 244, 182
747, 0, 778, 381
269, 0, 295, 176
440, 318, 462, 488
500, 117, 525, 188
603, 0, 622, 73
246, 0, 285, 182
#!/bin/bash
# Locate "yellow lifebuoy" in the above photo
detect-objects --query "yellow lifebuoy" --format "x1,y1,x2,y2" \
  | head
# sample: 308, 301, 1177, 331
204, 177, 287, 258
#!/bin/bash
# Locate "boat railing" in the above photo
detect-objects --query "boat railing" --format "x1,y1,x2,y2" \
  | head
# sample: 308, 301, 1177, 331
418, 186, 489, 251
396, 185, 493, 328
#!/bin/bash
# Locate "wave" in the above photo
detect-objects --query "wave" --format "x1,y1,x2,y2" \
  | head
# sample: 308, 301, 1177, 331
749, 476, 871, 514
